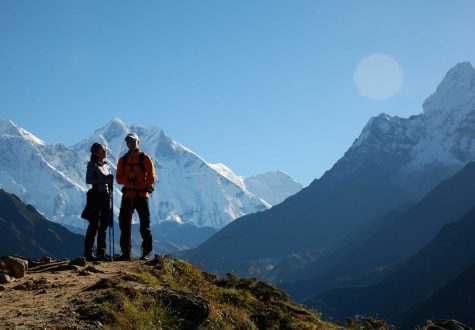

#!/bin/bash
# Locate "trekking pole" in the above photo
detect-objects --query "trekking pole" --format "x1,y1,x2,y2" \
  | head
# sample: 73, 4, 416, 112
112, 187, 115, 259
109, 184, 114, 260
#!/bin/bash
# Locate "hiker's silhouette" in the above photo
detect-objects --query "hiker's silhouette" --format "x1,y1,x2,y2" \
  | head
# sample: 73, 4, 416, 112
115, 133, 156, 261
81, 143, 114, 262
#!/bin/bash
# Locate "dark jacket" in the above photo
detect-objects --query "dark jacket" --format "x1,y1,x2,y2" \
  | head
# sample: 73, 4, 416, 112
81, 161, 111, 221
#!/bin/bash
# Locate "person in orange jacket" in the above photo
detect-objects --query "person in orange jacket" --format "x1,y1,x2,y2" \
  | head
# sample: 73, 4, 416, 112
115, 132, 156, 260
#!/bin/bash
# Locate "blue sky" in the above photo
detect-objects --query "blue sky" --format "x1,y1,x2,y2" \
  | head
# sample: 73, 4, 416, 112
1, 1, 474, 185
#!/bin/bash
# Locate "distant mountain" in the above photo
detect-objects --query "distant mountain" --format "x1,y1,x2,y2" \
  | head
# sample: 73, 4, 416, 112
183, 62, 475, 278
243, 171, 303, 205
0, 118, 303, 252
0, 189, 83, 259
282, 161, 475, 300
71, 118, 270, 229
306, 205, 475, 325
0, 118, 300, 233
0, 120, 87, 227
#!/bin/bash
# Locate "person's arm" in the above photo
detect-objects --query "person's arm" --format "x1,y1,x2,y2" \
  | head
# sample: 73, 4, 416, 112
144, 155, 156, 187
116, 157, 127, 185
137, 155, 155, 189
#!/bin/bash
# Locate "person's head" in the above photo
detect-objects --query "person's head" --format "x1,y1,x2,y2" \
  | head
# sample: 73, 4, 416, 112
125, 133, 140, 151
90, 143, 107, 163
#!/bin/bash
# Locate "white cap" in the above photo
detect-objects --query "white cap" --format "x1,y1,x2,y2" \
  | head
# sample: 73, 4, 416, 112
125, 132, 139, 142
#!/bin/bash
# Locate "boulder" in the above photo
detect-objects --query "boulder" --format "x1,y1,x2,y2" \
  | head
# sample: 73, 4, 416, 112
4, 257, 28, 278
69, 257, 87, 267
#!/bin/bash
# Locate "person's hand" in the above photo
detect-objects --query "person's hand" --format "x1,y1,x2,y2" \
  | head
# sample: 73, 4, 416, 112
106, 174, 114, 184
128, 172, 136, 188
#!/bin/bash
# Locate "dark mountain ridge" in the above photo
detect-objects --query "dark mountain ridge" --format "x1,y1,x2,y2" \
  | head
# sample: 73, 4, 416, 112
0, 189, 83, 259
282, 161, 475, 300
307, 203, 475, 327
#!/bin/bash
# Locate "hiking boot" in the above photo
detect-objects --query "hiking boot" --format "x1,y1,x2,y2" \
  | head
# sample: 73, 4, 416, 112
115, 254, 131, 261
85, 255, 99, 262
96, 254, 112, 262
140, 248, 152, 261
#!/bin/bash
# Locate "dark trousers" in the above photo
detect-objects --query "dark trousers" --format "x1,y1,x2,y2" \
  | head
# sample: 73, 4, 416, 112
84, 191, 110, 257
118, 196, 153, 256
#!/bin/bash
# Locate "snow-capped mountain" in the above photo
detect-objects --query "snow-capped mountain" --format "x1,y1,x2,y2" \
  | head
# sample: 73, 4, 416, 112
183, 61, 475, 278
243, 171, 303, 205
0, 118, 305, 230
0, 120, 86, 227
334, 62, 475, 199
72, 118, 271, 228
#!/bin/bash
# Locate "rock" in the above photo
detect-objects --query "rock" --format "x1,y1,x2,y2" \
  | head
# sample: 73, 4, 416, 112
78, 270, 93, 276
4, 256, 28, 278
13, 280, 34, 291
0, 273, 12, 284
69, 257, 87, 267
85, 266, 104, 274
0, 285, 6, 291
34, 278, 52, 286
40, 256, 53, 263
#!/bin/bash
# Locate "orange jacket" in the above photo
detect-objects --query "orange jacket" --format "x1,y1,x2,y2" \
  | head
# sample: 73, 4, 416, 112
116, 149, 156, 198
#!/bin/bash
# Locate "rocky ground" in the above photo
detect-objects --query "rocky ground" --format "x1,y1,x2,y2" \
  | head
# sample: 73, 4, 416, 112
0, 256, 470, 330
0, 256, 144, 329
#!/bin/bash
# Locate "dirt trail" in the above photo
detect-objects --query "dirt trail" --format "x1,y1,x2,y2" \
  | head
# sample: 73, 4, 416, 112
0, 259, 146, 330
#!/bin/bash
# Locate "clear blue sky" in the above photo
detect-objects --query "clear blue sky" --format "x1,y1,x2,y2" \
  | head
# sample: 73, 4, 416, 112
1, 1, 474, 185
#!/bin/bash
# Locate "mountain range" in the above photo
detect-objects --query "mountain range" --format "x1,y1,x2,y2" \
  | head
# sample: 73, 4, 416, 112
0, 118, 302, 250
180, 63, 475, 299
184, 62, 475, 281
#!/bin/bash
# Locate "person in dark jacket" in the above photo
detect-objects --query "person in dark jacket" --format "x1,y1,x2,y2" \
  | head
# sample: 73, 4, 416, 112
82, 143, 114, 261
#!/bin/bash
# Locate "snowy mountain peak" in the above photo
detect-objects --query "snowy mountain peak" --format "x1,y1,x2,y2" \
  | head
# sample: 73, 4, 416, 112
244, 171, 303, 205
111, 117, 127, 126
423, 62, 475, 116
341, 62, 475, 200
0, 119, 45, 146
352, 113, 409, 150
100, 118, 130, 140
209, 163, 245, 187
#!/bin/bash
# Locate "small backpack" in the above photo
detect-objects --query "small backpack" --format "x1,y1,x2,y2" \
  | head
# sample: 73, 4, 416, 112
121, 151, 155, 193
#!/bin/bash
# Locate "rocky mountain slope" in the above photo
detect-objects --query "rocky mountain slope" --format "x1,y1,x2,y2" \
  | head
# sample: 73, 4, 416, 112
282, 161, 475, 300
0, 189, 83, 259
307, 204, 475, 327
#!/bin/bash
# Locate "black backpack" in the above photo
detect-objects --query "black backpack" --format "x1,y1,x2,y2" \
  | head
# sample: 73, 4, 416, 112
121, 151, 155, 193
